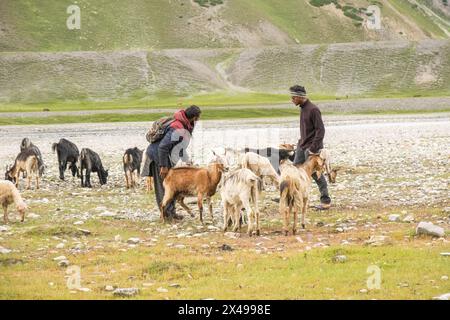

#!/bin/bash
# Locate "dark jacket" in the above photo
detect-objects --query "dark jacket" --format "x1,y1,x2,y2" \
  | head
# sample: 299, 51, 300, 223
146, 110, 194, 169
298, 99, 325, 153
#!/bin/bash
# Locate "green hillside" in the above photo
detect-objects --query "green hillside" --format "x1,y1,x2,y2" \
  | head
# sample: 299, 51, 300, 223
1, 40, 449, 105
1, 0, 449, 51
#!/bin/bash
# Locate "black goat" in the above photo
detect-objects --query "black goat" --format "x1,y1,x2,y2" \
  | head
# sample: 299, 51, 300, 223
243, 147, 295, 173
79, 148, 108, 188
123, 147, 143, 189
19, 138, 45, 176
52, 138, 80, 180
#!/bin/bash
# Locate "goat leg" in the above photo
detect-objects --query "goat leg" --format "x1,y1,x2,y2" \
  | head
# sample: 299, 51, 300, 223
3, 204, 8, 224
207, 197, 214, 222
125, 170, 130, 189
178, 197, 193, 217
293, 207, 298, 235
197, 193, 204, 224
302, 198, 308, 229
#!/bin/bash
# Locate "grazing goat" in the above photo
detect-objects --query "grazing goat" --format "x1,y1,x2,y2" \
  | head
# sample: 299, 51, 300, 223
278, 143, 296, 151
221, 168, 261, 236
20, 138, 45, 176
123, 147, 143, 189
279, 155, 324, 236
244, 147, 295, 173
239, 152, 280, 188
160, 153, 227, 223
5, 149, 40, 190
319, 149, 338, 183
0, 180, 27, 224
52, 138, 80, 180
79, 148, 109, 188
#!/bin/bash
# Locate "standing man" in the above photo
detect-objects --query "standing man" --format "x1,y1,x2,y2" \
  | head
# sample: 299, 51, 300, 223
290, 85, 331, 210
142, 105, 202, 221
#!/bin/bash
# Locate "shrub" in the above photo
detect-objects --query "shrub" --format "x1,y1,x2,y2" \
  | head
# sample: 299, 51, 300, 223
309, 0, 337, 7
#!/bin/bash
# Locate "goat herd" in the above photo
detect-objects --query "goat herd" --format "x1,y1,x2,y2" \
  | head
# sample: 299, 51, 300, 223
1, 138, 338, 237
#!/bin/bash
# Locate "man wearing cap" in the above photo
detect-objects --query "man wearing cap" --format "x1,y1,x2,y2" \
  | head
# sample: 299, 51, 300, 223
290, 85, 331, 210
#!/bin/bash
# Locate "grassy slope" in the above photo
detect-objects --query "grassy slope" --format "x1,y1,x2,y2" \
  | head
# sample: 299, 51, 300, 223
1, 0, 449, 51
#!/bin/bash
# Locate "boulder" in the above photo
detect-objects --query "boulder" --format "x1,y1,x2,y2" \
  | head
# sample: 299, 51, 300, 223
416, 222, 445, 238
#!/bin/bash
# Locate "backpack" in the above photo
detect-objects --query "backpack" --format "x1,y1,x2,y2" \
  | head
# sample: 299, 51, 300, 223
146, 116, 175, 143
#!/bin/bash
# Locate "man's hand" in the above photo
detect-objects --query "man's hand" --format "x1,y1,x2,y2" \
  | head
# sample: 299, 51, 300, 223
160, 167, 169, 179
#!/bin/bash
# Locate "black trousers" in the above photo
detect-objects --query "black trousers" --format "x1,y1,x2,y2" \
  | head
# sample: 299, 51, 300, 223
293, 148, 331, 204
149, 161, 176, 218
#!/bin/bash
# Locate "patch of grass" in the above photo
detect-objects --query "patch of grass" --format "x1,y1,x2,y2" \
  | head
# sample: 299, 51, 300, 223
25, 225, 90, 237
1, 107, 449, 126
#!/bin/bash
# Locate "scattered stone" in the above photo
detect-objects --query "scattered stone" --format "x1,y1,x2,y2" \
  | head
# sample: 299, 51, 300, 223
78, 287, 91, 292
224, 232, 240, 239
441, 275, 448, 281
127, 237, 140, 244
295, 236, 304, 243
441, 252, 450, 257
53, 255, 67, 261
219, 244, 233, 251
114, 235, 122, 242
432, 293, 450, 300
359, 289, 368, 294
0, 226, 11, 232
105, 285, 115, 291
77, 228, 91, 235
58, 260, 70, 267
364, 235, 392, 246
207, 226, 220, 231
100, 211, 116, 217
174, 244, 186, 249
157, 287, 168, 293
0, 246, 12, 254
56, 243, 65, 249
142, 282, 155, 287
169, 283, 181, 288
416, 222, 445, 238
113, 287, 139, 297
402, 215, 414, 223
388, 214, 400, 222
333, 255, 347, 263
27, 213, 40, 219
73, 221, 84, 225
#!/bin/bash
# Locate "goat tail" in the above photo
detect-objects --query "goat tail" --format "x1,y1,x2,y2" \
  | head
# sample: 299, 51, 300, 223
123, 153, 133, 165
279, 180, 290, 207
51, 142, 58, 153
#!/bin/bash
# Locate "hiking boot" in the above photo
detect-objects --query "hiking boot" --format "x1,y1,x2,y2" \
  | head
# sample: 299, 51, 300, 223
314, 203, 331, 210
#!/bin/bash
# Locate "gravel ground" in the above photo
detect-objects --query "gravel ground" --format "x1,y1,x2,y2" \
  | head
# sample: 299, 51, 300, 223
0, 113, 449, 209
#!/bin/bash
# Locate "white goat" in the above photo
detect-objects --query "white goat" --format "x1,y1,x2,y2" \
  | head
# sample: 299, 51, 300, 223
220, 168, 261, 236
0, 180, 27, 223
224, 148, 280, 188
279, 155, 324, 235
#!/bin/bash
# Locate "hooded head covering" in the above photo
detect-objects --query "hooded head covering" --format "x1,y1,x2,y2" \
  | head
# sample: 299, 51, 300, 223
170, 109, 194, 133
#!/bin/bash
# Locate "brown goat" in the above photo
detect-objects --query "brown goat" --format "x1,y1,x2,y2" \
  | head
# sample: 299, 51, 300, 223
5, 149, 40, 190
279, 155, 324, 235
160, 154, 227, 223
